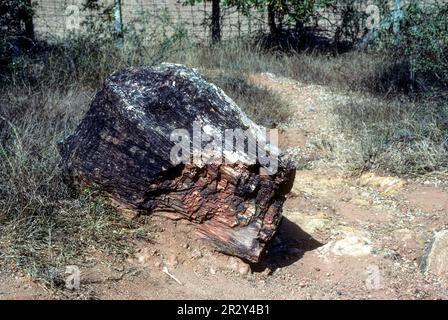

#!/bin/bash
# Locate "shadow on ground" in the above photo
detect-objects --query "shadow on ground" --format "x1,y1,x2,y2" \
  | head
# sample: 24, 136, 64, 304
253, 217, 323, 272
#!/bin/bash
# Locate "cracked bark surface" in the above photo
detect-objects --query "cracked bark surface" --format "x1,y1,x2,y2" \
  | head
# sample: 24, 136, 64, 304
59, 64, 295, 262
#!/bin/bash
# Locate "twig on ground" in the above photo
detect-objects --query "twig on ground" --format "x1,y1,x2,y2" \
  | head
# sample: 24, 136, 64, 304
162, 266, 183, 286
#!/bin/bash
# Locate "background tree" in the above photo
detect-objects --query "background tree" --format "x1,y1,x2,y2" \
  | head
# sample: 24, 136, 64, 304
0, 0, 35, 68
211, 0, 221, 43
185, 0, 222, 44
0, 0, 35, 44
228, 0, 335, 42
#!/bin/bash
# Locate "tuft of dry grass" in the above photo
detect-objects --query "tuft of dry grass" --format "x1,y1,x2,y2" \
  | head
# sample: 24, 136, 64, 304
204, 71, 292, 128
281, 52, 412, 95
327, 93, 448, 175
174, 40, 413, 96
0, 86, 153, 292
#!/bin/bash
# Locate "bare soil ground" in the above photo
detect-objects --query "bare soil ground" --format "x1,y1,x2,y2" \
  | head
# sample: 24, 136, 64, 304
1, 72, 448, 300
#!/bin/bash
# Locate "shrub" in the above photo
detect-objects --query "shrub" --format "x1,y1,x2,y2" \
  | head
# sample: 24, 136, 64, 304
374, 0, 448, 90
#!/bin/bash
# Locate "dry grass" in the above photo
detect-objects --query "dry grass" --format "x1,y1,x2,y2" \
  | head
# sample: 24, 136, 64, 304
204, 71, 292, 127
329, 93, 448, 175
175, 40, 412, 95
0, 86, 152, 293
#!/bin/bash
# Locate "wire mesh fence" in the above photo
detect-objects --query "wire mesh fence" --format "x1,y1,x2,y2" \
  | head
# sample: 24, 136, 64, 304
30, 0, 411, 43
32, 0, 267, 41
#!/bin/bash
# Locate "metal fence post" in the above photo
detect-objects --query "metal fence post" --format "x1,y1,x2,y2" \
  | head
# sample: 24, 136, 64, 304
392, 0, 402, 45
114, 0, 124, 47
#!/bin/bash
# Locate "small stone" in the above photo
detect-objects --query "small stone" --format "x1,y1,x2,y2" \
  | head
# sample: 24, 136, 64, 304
136, 248, 151, 264
209, 266, 217, 275
319, 232, 372, 257
166, 254, 178, 266
238, 263, 251, 275
191, 249, 202, 259
420, 230, 448, 283
227, 257, 240, 272
261, 268, 273, 276
358, 173, 406, 195
284, 213, 331, 235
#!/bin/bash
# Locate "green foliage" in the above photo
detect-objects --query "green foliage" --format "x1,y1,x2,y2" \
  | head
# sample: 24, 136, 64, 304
369, 1, 447, 90
0, 0, 35, 65
0, 0, 34, 37
395, 1, 448, 89
81, 0, 115, 37
332, 0, 367, 44
286, 0, 334, 25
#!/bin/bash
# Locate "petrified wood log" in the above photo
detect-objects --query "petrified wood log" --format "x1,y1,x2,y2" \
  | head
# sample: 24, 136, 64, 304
59, 64, 295, 262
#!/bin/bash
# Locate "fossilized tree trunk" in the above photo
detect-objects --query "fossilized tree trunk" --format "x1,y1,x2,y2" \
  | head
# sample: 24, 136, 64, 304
59, 64, 295, 262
